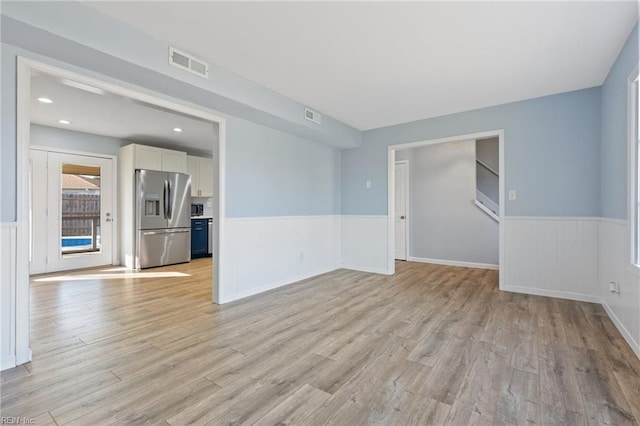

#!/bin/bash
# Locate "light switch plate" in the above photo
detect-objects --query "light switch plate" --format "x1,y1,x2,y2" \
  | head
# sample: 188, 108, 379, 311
508, 190, 517, 201
366, 180, 372, 189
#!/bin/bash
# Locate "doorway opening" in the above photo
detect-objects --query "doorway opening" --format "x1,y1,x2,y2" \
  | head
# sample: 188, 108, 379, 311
15, 58, 227, 366
387, 130, 505, 289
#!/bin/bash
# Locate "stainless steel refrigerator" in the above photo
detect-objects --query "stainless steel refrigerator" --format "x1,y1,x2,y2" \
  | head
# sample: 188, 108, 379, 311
136, 169, 191, 269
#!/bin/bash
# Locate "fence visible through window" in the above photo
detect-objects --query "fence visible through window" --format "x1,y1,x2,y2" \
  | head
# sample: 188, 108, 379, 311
60, 163, 101, 255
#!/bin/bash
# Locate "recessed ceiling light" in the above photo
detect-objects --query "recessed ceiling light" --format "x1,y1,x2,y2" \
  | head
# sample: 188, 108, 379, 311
58, 119, 71, 125
37, 97, 53, 104
173, 128, 183, 133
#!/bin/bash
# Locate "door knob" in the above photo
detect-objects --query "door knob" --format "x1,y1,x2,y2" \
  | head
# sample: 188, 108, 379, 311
401, 215, 406, 219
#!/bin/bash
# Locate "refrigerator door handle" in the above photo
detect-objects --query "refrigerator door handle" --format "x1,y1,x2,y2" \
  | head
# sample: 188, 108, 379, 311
168, 180, 173, 220
142, 229, 189, 236
163, 180, 169, 219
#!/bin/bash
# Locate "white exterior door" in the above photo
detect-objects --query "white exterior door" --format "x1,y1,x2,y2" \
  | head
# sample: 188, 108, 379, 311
31, 150, 114, 273
395, 161, 408, 260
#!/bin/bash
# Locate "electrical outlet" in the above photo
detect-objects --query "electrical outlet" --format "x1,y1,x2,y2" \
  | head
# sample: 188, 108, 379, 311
508, 190, 517, 201
365, 180, 372, 189
609, 281, 620, 294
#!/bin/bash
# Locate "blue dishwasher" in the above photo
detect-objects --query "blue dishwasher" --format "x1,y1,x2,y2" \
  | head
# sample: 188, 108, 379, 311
191, 218, 208, 258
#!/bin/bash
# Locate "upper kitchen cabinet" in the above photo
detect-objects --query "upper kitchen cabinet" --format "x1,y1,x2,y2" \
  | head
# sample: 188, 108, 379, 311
187, 155, 213, 197
161, 150, 188, 174
127, 143, 187, 173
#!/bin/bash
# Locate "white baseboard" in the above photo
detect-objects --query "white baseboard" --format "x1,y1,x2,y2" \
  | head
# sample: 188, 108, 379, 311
222, 215, 340, 304
340, 264, 393, 275
408, 256, 499, 270
221, 265, 339, 304
1, 355, 16, 371
504, 284, 640, 361
602, 301, 640, 360
502, 285, 602, 304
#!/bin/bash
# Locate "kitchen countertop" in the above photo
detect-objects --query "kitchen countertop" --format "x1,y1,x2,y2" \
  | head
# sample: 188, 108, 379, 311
191, 216, 213, 219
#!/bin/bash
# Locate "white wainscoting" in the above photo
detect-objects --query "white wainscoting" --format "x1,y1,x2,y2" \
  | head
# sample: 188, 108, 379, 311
340, 215, 390, 274
599, 218, 639, 358
220, 215, 341, 303
502, 217, 600, 303
1, 223, 17, 370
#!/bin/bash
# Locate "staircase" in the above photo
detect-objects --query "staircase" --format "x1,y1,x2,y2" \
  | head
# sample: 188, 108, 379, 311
474, 138, 499, 222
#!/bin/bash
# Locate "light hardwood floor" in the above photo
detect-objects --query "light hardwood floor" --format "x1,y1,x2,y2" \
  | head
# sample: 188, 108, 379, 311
2, 259, 639, 425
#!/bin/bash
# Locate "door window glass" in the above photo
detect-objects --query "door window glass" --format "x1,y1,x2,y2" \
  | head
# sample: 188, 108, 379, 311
60, 163, 101, 255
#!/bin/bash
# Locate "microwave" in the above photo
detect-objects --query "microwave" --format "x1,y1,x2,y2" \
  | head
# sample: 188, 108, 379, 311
191, 203, 204, 216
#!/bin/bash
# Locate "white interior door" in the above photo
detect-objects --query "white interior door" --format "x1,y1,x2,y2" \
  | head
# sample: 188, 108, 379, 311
31, 150, 114, 273
395, 161, 408, 260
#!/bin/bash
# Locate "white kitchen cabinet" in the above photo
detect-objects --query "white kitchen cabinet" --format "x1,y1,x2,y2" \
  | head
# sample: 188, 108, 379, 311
133, 144, 163, 171
132, 144, 187, 173
186, 156, 198, 197
186, 155, 213, 197
161, 150, 187, 173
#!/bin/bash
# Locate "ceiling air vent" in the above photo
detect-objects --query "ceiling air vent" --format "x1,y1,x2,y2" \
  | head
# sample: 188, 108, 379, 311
169, 47, 209, 79
304, 107, 321, 124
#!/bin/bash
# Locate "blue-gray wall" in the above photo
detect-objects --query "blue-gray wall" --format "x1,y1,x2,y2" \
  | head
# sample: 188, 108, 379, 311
1, 9, 347, 221
342, 87, 602, 217
29, 121, 341, 218
1, 44, 18, 221
601, 24, 639, 220
225, 115, 340, 217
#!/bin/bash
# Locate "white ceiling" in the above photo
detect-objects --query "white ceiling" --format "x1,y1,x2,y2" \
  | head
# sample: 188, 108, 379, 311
86, 1, 638, 130
31, 71, 218, 154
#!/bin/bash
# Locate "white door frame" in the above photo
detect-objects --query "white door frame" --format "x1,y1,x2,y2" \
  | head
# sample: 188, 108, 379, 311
30, 146, 119, 272
16, 57, 227, 366
627, 65, 639, 268
387, 129, 505, 290
394, 160, 410, 260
